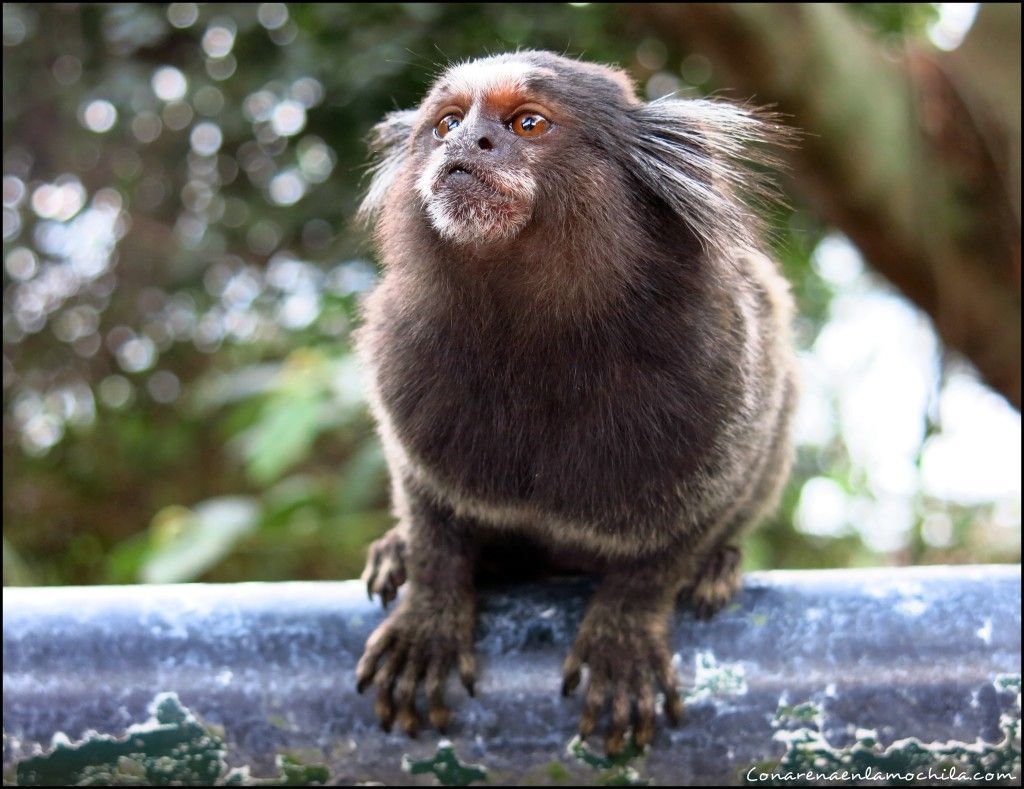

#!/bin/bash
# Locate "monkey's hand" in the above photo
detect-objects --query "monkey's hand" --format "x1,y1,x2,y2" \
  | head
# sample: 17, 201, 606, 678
361, 526, 408, 608
689, 545, 742, 619
561, 602, 682, 754
356, 590, 476, 736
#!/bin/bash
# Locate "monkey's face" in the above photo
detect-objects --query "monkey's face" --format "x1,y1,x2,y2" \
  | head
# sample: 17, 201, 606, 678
363, 52, 779, 259
410, 60, 566, 246
362, 52, 643, 250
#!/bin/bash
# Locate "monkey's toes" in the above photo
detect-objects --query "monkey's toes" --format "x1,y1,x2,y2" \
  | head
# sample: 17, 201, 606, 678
361, 529, 408, 608
355, 606, 476, 736
562, 629, 682, 754
690, 545, 742, 619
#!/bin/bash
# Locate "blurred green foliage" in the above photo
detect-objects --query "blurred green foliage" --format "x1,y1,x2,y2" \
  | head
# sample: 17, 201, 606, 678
2, 3, 1018, 587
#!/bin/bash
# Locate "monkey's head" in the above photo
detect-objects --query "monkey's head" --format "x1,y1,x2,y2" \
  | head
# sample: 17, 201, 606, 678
360, 51, 782, 259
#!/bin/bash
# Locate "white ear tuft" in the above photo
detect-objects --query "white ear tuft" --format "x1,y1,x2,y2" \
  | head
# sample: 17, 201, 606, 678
358, 109, 418, 226
627, 98, 790, 254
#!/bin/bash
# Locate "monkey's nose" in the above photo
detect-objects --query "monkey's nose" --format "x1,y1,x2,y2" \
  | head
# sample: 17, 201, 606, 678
477, 136, 493, 151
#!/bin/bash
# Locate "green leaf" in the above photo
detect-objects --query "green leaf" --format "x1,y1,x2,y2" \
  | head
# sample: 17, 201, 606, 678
335, 437, 386, 514
242, 390, 324, 484
141, 497, 259, 583
2, 536, 37, 586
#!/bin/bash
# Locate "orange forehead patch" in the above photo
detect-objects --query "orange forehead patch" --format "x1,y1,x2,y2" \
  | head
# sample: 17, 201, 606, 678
439, 84, 527, 113
481, 85, 533, 113
438, 60, 555, 110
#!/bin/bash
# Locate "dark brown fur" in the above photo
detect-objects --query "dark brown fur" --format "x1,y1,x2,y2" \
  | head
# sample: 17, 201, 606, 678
354, 51, 798, 753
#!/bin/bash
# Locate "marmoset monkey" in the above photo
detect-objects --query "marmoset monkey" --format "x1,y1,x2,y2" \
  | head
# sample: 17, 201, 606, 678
354, 51, 798, 754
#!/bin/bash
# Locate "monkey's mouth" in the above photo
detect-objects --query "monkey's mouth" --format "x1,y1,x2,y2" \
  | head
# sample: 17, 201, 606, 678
438, 161, 505, 197
423, 158, 535, 242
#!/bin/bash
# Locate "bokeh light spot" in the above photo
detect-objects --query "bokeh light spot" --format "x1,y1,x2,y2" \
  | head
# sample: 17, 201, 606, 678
152, 66, 188, 102
190, 122, 223, 156
81, 100, 118, 133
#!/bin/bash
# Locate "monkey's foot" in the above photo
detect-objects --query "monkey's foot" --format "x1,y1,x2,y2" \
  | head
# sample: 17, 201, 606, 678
561, 612, 682, 755
690, 545, 742, 620
361, 527, 407, 608
355, 597, 476, 736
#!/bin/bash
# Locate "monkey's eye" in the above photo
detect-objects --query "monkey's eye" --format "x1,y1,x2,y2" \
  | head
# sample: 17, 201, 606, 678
510, 112, 550, 138
434, 114, 462, 139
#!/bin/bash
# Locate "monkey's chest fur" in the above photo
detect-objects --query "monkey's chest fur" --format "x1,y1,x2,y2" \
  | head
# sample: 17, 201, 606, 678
358, 263, 780, 559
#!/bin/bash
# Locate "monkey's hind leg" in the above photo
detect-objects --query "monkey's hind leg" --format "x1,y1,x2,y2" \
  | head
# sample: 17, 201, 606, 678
361, 525, 408, 608
562, 551, 691, 755
689, 545, 742, 620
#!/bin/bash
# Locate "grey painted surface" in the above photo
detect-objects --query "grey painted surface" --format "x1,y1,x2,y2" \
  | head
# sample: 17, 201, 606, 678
3, 565, 1021, 785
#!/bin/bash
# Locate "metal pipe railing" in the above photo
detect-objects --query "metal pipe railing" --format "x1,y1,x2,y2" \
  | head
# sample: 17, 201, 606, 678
4, 565, 1021, 785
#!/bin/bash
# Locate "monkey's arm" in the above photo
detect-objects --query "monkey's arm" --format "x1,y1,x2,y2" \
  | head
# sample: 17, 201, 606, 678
355, 478, 478, 734
361, 522, 408, 607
